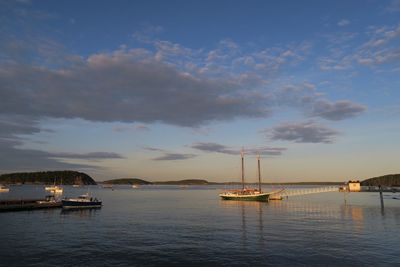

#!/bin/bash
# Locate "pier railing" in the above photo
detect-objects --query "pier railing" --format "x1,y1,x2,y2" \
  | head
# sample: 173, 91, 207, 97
271, 186, 339, 199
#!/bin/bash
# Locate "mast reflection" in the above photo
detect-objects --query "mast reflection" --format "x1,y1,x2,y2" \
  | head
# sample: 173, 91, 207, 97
220, 200, 266, 248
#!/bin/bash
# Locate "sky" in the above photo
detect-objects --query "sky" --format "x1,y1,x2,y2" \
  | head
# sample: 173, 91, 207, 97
1, 0, 400, 182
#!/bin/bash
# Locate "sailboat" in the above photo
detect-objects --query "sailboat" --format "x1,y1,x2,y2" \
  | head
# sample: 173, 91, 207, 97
45, 178, 63, 194
219, 150, 282, 201
0, 185, 10, 193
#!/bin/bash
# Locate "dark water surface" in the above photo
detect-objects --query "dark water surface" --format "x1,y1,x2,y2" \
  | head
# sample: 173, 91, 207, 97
1, 185, 399, 266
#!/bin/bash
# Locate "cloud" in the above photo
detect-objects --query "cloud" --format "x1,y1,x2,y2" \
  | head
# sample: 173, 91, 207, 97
319, 24, 400, 70
49, 151, 124, 160
311, 100, 366, 120
113, 124, 150, 132
190, 142, 286, 156
0, 115, 123, 173
385, 0, 400, 12
0, 143, 98, 173
269, 121, 339, 143
142, 146, 196, 161
152, 153, 196, 161
142, 146, 166, 152
0, 10, 369, 172
0, 49, 273, 127
191, 142, 237, 155
337, 19, 350, 27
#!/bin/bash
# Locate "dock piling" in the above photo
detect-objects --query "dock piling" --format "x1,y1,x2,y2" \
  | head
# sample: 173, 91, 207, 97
379, 185, 384, 214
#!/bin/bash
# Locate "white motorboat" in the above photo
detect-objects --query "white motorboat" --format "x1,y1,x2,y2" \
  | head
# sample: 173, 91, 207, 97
62, 193, 102, 209
0, 185, 10, 193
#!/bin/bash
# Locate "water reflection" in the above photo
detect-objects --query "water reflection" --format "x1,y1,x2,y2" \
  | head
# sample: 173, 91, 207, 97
60, 208, 101, 218
219, 201, 266, 248
220, 199, 368, 240
341, 204, 364, 233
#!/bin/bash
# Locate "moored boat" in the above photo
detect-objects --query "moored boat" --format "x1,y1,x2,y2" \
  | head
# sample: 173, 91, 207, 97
45, 185, 63, 194
219, 151, 281, 202
0, 185, 10, 193
62, 193, 102, 209
45, 178, 63, 193
219, 189, 271, 201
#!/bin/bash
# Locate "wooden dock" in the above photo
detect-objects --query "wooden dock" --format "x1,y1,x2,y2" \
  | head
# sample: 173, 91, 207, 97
0, 198, 62, 212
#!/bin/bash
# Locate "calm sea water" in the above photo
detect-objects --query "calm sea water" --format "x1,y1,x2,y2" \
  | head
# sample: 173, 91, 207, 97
1, 185, 399, 266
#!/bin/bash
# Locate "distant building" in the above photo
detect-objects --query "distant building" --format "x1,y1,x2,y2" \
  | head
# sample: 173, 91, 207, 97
348, 180, 361, 192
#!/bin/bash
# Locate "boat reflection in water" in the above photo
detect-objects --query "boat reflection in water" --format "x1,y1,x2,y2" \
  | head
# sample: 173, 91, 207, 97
219, 196, 368, 251
60, 207, 101, 218
220, 200, 266, 249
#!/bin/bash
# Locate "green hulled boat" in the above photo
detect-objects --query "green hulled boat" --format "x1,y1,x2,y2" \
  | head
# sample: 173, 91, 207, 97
219, 151, 281, 202
219, 190, 271, 201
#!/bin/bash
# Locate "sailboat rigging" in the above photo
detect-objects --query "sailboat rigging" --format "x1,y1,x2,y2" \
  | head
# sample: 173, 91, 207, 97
219, 149, 282, 201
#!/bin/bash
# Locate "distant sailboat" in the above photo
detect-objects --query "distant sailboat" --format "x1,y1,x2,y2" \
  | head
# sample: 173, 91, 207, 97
45, 178, 63, 194
219, 150, 281, 201
0, 185, 10, 193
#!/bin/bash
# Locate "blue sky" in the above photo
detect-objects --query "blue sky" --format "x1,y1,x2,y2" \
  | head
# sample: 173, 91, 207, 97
1, 0, 400, 182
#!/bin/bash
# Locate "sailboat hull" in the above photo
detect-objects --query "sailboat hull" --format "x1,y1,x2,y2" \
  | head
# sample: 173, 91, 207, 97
219, 192, 270, 202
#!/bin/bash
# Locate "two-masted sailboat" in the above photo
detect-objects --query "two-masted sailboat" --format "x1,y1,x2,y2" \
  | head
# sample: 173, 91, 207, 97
219, 150, 281, 201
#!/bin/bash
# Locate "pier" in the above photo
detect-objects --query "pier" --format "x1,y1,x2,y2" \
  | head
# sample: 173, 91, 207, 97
0, 197, 61, 212
270, 186, 340, 200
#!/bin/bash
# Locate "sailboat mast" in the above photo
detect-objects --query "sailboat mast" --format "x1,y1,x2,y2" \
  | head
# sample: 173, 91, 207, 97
241, 149, 245, 191
257, 155, 261, 192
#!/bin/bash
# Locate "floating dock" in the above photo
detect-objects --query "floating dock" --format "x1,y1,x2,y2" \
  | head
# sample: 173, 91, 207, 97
0, 198, 62, 212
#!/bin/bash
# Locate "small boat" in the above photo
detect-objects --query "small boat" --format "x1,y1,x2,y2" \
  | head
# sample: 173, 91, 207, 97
219, 151, 281, 202
132, 184, 139, 189
45, 178, 63, 193
52, 186, 63, 194
0, 185, 10, 193
45, 185, 63, 194
45, 185, 57, 191
72, 184, 81, 188
62, 193, 102, 209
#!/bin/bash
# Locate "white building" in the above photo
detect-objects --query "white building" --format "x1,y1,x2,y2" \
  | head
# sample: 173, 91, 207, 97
348, 180, 361, 192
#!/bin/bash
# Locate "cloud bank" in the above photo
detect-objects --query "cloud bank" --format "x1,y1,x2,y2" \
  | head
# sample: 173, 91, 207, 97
191, 142, 286, 156
269, 121, 339, 143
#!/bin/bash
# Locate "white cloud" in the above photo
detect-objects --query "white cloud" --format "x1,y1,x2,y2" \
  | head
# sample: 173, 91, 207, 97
385, 0, 400, 12
338, 19, 350, 27
269, 121, 339, 144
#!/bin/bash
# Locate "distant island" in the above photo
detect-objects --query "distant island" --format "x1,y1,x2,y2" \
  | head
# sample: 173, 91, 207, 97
0, 171, 97, 185
1, 171, 399, 187
154, 179, 209, 185
100, 178, 344, 186
101, 178, 209, 185
102, 178, 152, 185
360, 174, 400, 187
95, 175, 400, 186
